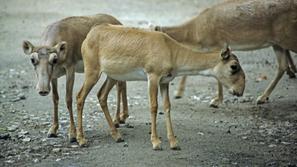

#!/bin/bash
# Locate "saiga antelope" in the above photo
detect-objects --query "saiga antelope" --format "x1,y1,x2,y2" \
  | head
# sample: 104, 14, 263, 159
76, 24, 245, 149
155, 0, 297, 106
22, 14, 128, 142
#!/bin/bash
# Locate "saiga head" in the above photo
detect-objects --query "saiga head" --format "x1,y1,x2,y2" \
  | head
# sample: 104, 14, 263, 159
22, 40, 67, 96
214, 46, 245, 97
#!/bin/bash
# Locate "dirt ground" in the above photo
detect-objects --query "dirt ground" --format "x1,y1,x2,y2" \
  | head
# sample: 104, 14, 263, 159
0, 0, 297, 166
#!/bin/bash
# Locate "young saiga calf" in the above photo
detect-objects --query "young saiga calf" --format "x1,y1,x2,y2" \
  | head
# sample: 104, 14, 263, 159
155, 0, 297, 106
22, 14, 128, 143
76, 24, 246, 150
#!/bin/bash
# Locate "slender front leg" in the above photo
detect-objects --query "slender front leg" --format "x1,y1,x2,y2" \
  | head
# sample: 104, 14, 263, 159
76, 71, 100, 146
257, 45, 288, 104
148, 74, 161, 150
65, 66, 77, 142
174, 76, 187, 99
160, 83, 180, 150
285, 50, 296, 78
98, 77, 123, 142
209, 80, 223, 108
47, 78, 59, 137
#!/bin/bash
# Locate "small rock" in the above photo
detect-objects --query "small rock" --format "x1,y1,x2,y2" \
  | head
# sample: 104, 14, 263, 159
197, 132, 204, 136
242, 136, 248, 140
22, 115, 30, 120
18, 130, 29, 136
7, 125, 18, 132
56, 158, 61, 162
22, 137, 31, 142
222, 158, 230, 163
159, 112, 164, 115
123, 143, 128, 147
33, 159, 39, 163
268, 144, 277, 148
70, 144, 79, 148
5, 160, 14, 163
52, 148, 61, 153
281, 141, 291, 145
21, 85, 29, 89
54, 144, 63, 148
41, 122, 50, 126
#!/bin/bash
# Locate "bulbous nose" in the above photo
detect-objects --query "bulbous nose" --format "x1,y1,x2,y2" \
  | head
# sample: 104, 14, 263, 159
39, 91, 49, 96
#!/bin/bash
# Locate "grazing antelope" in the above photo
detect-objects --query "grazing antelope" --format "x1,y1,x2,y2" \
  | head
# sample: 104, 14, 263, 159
76, 24, 245, 149
155, 0, 297, 106
22, 14, 128, 142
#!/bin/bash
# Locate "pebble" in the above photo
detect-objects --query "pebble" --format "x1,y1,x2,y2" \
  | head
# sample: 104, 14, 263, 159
242, 136, 248, 140
18, 130, 29, 136
197, 132, 204, 136
33, 159, 39, 163
222, 157, 230, 163
70, 144, 79, 148
56, 158, 61, 162
22, 137, 31, 142
5, 160, 14, 163
281, 141, 291, 145
52, 148, 62, 153
0, 133, 11, 140
7, 125, 18, 132
268, 144, 277, 148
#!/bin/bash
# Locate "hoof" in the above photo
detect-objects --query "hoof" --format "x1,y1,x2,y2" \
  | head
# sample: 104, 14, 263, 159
119, 120, 126, 124
69, 137, 77, 143
116, 137, 124, 143
174, 95, 182, 99
153, 144, 162, 150
152, 138, 162, 150
114, 123, 120, 128
170, 145, 181, 150
47, 133, 58, 138
209, 103, 219, 108
111, 132, 124, 142
288, 74, 296, 79
256, 96, 269, 105
209, 98, 221, 108
77, 138, 88, 147
287, 70, 296, 78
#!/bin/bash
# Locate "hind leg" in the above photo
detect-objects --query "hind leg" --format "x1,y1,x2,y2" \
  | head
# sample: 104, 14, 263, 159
113, 81, 129, 127
174, 76, 187, 99
98, 77, 123, 142
286, 50, 296, 78
256, 45, 288, 104
160, 83, 180, 150
76, 71, 100, 146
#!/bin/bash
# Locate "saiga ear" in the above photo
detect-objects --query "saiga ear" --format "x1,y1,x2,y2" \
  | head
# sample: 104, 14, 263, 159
54, 41, 67, 59
221, 45, 231, 60
22, 40, 34, 55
